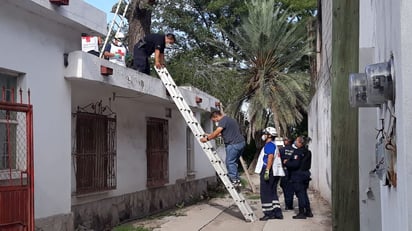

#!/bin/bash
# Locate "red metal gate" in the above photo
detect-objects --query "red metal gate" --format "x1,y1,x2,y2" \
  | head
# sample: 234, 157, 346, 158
0, 89, 34, 231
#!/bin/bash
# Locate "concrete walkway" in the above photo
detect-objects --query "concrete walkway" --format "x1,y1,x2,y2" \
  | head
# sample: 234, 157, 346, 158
130, 174, 332, 231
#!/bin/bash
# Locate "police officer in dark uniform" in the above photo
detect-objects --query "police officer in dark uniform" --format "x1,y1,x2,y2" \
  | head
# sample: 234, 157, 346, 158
279, 137, 295, 210
133, 33, 176, 74
284, 136, 309, 219
301, 137, 313, 217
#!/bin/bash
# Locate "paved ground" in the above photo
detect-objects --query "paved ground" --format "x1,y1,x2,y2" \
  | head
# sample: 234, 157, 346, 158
126, 174, 332, 231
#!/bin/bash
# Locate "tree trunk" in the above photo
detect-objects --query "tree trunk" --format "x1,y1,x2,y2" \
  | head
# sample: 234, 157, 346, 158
127, 0, 153, 52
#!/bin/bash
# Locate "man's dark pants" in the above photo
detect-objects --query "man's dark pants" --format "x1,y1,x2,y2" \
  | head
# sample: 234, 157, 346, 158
280, 169, 294, 208
260, 169, 282, 217
133, 47, 150, 75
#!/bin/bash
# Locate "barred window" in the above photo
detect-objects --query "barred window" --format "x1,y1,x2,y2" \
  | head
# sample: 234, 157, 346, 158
146, 117, 168, 188
0, 74, 17, 171
73, 111, 116, 194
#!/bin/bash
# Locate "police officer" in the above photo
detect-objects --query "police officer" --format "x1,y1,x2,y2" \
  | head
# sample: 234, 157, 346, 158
284, 136, 308, 219
254, 127, 283, 220
301, 137, 313, 217
279, 137, 295, 210
133, 33, 176, 74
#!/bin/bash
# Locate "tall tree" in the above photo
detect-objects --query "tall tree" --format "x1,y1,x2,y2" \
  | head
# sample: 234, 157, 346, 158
127, 0, 155, 51
112, 0, 156, 51
227, 0, 311, 137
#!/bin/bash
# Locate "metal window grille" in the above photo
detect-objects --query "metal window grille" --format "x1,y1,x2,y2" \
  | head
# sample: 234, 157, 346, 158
146, 117, 169, 188
186, 127, 195, 178
73, 111, 116, 194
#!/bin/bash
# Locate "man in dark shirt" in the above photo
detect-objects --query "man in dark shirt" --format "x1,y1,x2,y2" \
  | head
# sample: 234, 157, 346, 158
133, 33, 176, 74
200, 111, 245, 186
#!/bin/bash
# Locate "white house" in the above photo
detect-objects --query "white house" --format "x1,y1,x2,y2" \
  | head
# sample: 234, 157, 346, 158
309, 0, 412, 230
0, 1, 219, 230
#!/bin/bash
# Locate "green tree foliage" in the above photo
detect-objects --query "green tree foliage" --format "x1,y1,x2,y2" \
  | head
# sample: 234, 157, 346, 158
167, 49, 244, 107
151, 0, 248, 106
227, 0, 311, 136
278, 0, 317, 15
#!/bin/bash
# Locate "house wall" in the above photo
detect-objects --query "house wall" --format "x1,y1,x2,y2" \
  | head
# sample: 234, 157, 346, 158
312, 0, 412, 230
70, 83, 215, 200
307, 0, 332, 203
358, 1, 382, 230
367, 0, 412, 230
0, 1, 80, 221
0, 1, 104, 230
69, 82, 217, 229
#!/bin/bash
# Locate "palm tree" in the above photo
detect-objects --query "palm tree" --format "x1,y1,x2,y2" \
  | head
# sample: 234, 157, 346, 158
227, 0, 311, 138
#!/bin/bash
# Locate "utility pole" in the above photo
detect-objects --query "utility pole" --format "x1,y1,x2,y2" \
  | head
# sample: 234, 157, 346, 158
331, 0, 360, 230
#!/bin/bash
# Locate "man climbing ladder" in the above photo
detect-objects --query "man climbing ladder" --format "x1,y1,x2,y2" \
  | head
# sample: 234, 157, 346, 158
155, 67, 257, 222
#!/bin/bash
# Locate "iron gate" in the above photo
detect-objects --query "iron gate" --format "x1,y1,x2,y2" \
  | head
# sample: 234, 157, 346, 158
0, 89, 34, 231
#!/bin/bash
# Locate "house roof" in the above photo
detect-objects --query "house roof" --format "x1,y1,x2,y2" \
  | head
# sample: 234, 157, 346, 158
6, 0, 107, 36
65, 51, 220, 112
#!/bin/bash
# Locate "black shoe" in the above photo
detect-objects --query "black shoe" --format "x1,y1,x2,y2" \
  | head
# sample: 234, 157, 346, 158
292, 213, 307, 219
259, 215, 275, 221
293, 208, 307, 219
305, 208, 313, 218
274, 214, 284, 219
284, 206, 294, 210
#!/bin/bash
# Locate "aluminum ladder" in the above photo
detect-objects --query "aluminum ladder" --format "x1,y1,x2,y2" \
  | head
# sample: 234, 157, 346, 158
100, 0, 131, 58
155, 67, 257, 222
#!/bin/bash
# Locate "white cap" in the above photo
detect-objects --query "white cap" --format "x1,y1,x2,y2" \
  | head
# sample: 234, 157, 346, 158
263, 127, 278, 136
115, 32, 125, 39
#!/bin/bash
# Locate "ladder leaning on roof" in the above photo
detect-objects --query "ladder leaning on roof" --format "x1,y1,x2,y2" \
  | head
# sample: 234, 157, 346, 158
155, 67, 257, 222
100, 0, 131, 58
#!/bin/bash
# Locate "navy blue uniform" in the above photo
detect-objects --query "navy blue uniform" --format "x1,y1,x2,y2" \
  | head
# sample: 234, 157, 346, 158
285, 148, 308, 211
259, 142, 283, 219
279, 145, 295, 209
133, 34, 166, 74
300, 148, 312, 210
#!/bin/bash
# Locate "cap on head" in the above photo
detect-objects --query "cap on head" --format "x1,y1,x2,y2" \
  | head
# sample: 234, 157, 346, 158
263, 127, 278, 137
115, 32, 125, 39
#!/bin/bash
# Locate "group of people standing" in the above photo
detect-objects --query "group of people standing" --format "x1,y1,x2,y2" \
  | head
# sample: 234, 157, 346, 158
199, 111, 313, 221
254, 128, 313, 220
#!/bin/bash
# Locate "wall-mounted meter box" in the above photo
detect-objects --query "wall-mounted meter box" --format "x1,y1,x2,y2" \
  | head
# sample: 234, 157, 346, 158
349, 59, 394, 107
365, 61, 394, 104
349, 73, 375, 107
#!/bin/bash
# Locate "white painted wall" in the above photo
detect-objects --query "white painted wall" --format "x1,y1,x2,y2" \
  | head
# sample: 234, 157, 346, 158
358, 1, 382, 230
307, 0, 332, 203
70, 82, 216, 205
0, 0, 105, 219
359, 0, 412, 230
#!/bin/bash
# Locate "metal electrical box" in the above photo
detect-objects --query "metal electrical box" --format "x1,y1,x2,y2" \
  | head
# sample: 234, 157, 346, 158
349, 59, 394, 107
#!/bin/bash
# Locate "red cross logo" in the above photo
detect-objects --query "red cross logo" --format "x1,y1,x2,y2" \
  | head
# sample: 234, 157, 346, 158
84, 36, 92, 42
116, 49, 125, 56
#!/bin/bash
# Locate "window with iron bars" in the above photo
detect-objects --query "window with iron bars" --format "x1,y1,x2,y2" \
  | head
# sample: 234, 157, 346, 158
72, 109, 116, 194
0, 74, 17, 171
146, 117, 169, 188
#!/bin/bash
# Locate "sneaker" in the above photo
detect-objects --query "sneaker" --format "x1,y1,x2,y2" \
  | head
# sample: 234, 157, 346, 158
232, 179, 242, 187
